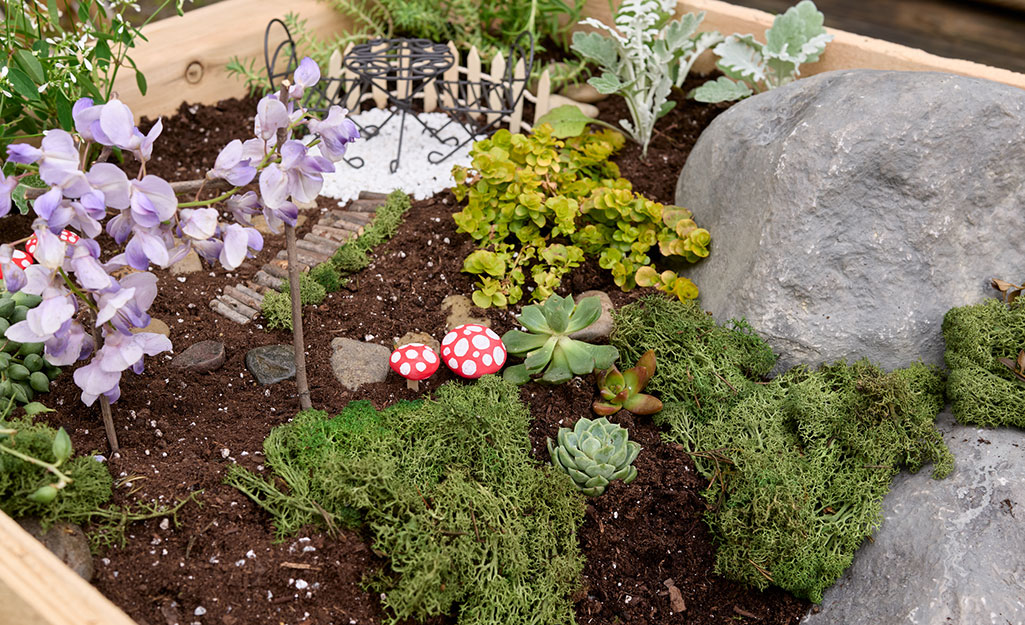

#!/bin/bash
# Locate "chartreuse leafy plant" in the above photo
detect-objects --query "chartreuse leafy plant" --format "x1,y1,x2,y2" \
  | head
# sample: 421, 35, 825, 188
452, 126, 710, 308
943, 298, 1025, 428
503, 294, 619, 384
594, 349, 662, 416
611, 296, 953, 603
227, 377, 586, 625
572, 0, 723, 157
548, 416, 641, 496
692, 0, 832, 103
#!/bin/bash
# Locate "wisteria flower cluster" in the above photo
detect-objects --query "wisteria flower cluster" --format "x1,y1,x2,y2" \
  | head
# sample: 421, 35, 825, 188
0, 57, 358, 407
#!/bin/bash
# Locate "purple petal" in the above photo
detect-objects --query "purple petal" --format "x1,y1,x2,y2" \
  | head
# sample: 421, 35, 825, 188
32, 187, 63, 221
218, 223, 249, 270
73, 360, 121, 406
87, 163, 131, 209
180, 207, 218, 240
71, 246, 113, 290
44, 320, 92, 366
27, 295, 75, 336
130, 176, 176, 227
31, 228, 67, 270
295, 57, 320, 88
106, 210, 134, 244
255, 97, 289, 142
98, 99, 137, 148
95, 287, 135, 325
6, 143, 41, 165
120, 272, 158, 314
259, 163, 290, 209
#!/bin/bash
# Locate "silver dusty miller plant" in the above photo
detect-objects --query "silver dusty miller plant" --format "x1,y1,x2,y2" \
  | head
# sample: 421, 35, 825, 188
572, 0, 722, 158
691, 0, 832, 103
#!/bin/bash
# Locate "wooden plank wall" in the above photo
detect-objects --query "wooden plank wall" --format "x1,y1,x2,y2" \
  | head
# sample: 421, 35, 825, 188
111, 0, 352, 119
0, 510, 138, 625
580, 0, 1025, 90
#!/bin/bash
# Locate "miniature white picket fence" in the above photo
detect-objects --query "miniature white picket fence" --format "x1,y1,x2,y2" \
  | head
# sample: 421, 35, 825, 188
324, 42, 555, 133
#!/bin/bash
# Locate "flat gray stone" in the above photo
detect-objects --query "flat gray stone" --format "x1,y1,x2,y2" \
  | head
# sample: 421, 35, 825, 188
570, 291, 613, 342
170, 249, 203, 275
17, 518, 94, 581
245, 344, 296, 384
441, 294, 490, 332
803, 412, 1025, 625
676, 70, 1025, 371
330, 337, 391, 390
172, 340, 225, 373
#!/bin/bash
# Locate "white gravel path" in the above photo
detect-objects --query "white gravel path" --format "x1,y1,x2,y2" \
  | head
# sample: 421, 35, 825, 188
318, 107, 481, 203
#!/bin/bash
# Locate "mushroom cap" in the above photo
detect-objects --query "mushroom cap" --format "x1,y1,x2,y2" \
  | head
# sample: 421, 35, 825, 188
440, 323, 506, 379
25, 230, 78, 256
0, 249, 33, 279
389, 343, 440, 381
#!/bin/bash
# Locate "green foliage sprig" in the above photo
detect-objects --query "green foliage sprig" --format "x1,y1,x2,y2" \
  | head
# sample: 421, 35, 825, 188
502, 294, 619, 384
227, 376, 586, 625
572, 1, 723, 157
691, 0, 832, 103
548, 416, 640, 496
452, 126, 710, 308
0, 0, 183, 155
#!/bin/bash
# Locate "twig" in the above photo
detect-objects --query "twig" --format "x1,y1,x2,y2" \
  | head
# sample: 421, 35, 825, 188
90, 324, 119, 452
280, 562, 322, 571
470, 508, 481, 542
711, 369, 738, 394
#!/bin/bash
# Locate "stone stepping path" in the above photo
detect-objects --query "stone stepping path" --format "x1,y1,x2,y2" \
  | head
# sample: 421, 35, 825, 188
209, 190, 387, 324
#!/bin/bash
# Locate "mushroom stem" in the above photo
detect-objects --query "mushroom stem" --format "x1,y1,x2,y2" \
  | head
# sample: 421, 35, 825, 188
407, 379, 419, 392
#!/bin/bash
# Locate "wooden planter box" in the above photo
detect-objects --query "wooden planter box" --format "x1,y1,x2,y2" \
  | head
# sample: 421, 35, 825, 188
6, 0, 1025, 623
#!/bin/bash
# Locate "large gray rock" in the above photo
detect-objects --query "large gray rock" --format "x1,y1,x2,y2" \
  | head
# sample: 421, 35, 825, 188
677, 70, 1025, 371
803, 412, 1025, 625
17, 518, 94, 581
330, 337, 392, 390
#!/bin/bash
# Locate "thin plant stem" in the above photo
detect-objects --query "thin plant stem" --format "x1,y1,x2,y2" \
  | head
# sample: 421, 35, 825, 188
90, 324, 119, 452
286, 225, 312, 411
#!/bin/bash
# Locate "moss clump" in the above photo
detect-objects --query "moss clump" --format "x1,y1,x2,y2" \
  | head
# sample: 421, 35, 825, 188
943, 298, 1025, 428
309, 262, 345, 293
611, 297, 952, 603
329, 189, 412, 276
659, 360, 950, 603
227, 376, 585, 625
0, 416, 112, 526
610, 295, 777, 423
260, 273, 327, 330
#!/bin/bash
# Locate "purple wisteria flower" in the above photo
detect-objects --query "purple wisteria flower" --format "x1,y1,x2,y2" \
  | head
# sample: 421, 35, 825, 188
1, 57, 357, 408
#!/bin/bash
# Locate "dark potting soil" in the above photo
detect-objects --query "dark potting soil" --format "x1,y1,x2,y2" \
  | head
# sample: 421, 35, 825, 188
25, 86, 808, 625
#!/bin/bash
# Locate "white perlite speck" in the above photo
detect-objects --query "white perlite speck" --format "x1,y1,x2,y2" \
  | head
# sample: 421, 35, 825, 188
317, 108, 482, 202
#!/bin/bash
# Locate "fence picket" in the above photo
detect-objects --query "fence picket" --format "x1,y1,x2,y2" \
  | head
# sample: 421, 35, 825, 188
371, 40, 388, 108
441, 41, 460, 108
534, 69, 551, 123
340, 42, 361, 111
487, 51, 505, 125
467, 46, 482, 113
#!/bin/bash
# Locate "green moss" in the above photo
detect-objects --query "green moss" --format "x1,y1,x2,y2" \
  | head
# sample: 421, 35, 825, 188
260, 290, 293, 331
0, 417, 113, 527
330, 189, 412, 276
309, 262, 345, 293
226, 376, 585, 625
943, 298, 1025, 428
611, 297, 951, 603
610, 295, 777, 423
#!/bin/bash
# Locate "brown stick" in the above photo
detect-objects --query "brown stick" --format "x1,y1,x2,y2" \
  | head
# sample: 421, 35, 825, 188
24, 176, 230, 200
89, 325, 119, 452
286, 225, 312, 411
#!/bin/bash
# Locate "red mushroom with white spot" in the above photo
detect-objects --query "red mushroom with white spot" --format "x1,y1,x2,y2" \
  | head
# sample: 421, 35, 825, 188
440, 323, 506, 379
25, 230, 79, 256
390, 343, 440, 390
0, 249, 34, 279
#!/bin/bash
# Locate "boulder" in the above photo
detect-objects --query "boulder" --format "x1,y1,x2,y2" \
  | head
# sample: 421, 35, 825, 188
569, 291, 614, 342
803, 412, 1025, 624
676, 70, 1025, 371
17, 518, 94, 581
172, 340, 226, 373
330, 337, 392, 390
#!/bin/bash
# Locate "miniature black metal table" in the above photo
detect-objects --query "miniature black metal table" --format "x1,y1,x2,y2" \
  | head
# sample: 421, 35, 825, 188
343, 38, 455, 172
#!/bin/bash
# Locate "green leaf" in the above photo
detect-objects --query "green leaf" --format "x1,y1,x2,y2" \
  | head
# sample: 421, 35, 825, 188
13, 49, 46, 85
590, 344, 620, 370
52, 427, 72, 464
571, 31, 619, 69
135, 70, 148, 96
46, 0, 60, 26
535, 105, 593, 139
561, 338, 597, 376
55, 92, 73, 131
690, 76, 754, 103
501, 330, 550, 355
23, 402, 54, 416
765, 0, 828, 59
587, 72, 624, 95
567, 295, 601, 333
7, 67, 40, 101
518, 304, 552, 335
502, 363, 531, 385
471, 290, 494, 309
27, 485, 58, 504
524, 336, 558, 373
714, 35, 766, 83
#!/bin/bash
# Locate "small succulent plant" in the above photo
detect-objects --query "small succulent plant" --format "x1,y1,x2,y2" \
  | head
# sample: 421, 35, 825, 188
547, 417, 641, 496
593, 349, 663, 416
502, 294, 620, 384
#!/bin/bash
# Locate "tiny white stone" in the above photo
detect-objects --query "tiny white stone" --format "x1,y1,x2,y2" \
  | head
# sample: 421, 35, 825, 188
295, 579, 308, 590
194, 607, 206, 616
